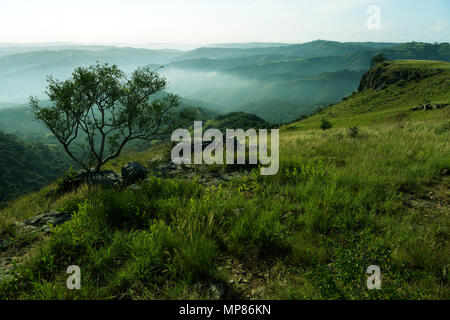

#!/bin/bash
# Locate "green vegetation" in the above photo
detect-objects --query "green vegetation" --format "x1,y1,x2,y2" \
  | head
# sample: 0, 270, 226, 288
0, 60, 448, 300
0, 103, 52, 143
320, 118, 333, 131
31, 63, 187, 173
371, 53, 389, 67
232, 100, 316, 124
2, 41, 449, 124
0, 131, 72, 206
286, 60, 450, 131
204, 112, 277, 132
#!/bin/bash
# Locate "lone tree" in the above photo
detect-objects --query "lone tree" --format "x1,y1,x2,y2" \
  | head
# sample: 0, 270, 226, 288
320, 118, 332, 131
370, 53, 388, 67
31, 63, 190, 173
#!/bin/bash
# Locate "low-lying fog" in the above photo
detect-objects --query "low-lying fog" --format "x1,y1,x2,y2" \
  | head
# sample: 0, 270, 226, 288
0, 65, 262, 111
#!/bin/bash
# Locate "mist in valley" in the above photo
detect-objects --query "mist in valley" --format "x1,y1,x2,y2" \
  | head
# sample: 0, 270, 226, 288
1, 41, 449, 126
162, 68, 260, 110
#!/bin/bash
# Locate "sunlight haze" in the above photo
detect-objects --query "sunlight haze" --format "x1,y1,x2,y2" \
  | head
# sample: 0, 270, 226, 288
0, 0, 449, 46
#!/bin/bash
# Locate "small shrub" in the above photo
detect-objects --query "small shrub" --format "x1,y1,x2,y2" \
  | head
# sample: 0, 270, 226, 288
434, 121, 450, 135
320, 118, 333, 131
347, 126, 359, 138
97, 189, 153, 229
228, 209, 289, 258
56, 166, 81, 196
207, 163, 222, 174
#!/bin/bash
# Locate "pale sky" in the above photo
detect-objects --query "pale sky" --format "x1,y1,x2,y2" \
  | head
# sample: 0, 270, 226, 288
0, 0, 449, 45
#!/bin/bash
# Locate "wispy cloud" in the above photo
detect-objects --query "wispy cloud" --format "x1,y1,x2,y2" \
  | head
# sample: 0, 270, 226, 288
429, 20, 448, 33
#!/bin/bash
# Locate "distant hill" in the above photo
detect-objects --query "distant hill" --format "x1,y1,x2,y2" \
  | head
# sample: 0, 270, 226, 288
286, 59, 450, 130
206, 42, 291, 49
0, 131, 72, 205
0, 104, 52, 143
173, 40, 399, 61
1, 41, 449, 124
0, 95, 220, 143
165, 42, 450, 121
229, 43, 450, 78
233, 100, 319, 124
0, 48, 176, 102
204, 112, 277, 132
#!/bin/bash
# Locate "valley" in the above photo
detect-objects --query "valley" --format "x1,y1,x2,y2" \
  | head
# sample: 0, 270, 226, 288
0, 57, 448, 299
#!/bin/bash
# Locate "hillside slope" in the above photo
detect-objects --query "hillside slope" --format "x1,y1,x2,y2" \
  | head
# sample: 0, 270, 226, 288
0, 59, 449, 300
285, 60, 450, 130
0, 131, 72, 205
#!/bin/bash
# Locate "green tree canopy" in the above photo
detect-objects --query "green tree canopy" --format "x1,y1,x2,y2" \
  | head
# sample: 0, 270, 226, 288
30, 63, 190, 173
370, 53, 389, 67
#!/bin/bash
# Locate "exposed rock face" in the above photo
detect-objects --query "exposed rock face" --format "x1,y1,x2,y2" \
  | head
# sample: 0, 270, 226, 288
148, 158, 250, 187
411, 103, 449, 111
147, 156, 164, 167
74, 169, 122, 188
121, 162, 149, 186
126, 184, 142, 192
1, 210, 74, 281
89, 170, 123, 187
358, 62, 444, 92
21, 211, 72, 234
64, 158, 249, 191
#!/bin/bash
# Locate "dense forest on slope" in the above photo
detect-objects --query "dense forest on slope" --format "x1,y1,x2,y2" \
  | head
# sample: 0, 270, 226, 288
0, 131, 72, 205
204, 112, 277, 131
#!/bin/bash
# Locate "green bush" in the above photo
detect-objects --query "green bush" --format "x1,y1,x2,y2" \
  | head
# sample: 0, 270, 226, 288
56, 166, 80, 196
347, 126, 360, 138
320, 118, 333, 131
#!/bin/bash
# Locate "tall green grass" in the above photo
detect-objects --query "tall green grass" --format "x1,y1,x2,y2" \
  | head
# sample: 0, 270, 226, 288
1, 113, 448, 299
1, 60, 449, 299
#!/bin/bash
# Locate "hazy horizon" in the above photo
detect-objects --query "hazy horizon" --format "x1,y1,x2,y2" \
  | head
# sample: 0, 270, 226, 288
0, 40, 400, 52
1, 0, 449, 45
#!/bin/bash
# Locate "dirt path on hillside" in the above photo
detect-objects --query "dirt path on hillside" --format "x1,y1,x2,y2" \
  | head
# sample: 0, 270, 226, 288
403, 176, 450, 219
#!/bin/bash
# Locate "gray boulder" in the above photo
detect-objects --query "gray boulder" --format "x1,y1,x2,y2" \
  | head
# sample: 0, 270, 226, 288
122, 162, 149, 186
74, 169, 122, 188
23, 211, 72, 233
126, 184, 142, 192
88, 170, 123, 187
208, 283, 225, 300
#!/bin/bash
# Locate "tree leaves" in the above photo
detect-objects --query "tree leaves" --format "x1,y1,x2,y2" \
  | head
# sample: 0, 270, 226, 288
30, 63, 188, 172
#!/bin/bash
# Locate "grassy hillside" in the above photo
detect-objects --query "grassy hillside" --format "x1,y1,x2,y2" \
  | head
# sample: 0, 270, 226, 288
204, 112, 277, 132
0, 60, 449, 300
0, 131, 72, 206
233, 100, 317, 124
285, 60, 450, 130
166, 42, 450, 120
2, 41, 449, 124
0, 105, 52, 143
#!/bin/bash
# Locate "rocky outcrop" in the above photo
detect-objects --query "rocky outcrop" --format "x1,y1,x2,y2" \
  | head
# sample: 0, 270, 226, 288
121, 162, 149, 186
75, 169, 123, 188
1, 158, 253, 284
1, 210, 73, 282
358, 62, 444, 92
21, 211, 72, 234
411, 103, 449, 111
49, 156, 252, 199
148, 159, 249, 187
